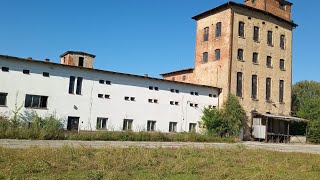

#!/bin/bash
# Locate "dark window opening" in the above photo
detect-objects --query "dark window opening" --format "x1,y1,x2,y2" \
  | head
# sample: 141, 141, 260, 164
237, 72, 243, 97
253, 52, 259, 64
99, 80, 104, 84
203, 52, 208, 63
105, 94, 110, 99
280, 3, 286, 10
280, 59, 285, 70
279, 80, 284, 103
253, 26, 259, 42
105, 81, 111, 85
252, 75, 258, 99
123, 119, 133, 131
182, 75, 186, 81
238, 49, 244, 61
189, 123, 197, 132
154, 99, 158, 103
147, 120, 156, 131
23, 70, 30, 74
98, 94, 103, 98
191, 92, 195, 95
69, 76, 76, 94
125, 96, 130, 101
266, 78, 271, 101
267, 56, 272, 68
0, 93, 8, 106
195, 92, 199, 96
154, 87, 159, 91
76, 77, 83, 95
216, 22, 222, 38
169, 122, 177, 132
239, 21, 245, 37
25, 94, 48, 108
79, 57, 84, 67
215, 49, 221, 60
280, 35, 285, 49
43, 72, 49, 77
2, 67, 9, 72
97, 118, 108, 130
267, 31, 273, 46
203, 27, 209, 42
149, 86, 154, 90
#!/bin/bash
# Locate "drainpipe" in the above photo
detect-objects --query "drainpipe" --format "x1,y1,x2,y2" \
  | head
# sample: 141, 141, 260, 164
228, 7, 235, 94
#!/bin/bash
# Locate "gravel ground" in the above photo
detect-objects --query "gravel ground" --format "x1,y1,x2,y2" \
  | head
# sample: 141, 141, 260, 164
0, 139, 319, 154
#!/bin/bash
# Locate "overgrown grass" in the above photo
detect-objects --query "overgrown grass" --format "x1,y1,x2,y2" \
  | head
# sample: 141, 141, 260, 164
0, 146, 320, 179
0, 114, 235, 143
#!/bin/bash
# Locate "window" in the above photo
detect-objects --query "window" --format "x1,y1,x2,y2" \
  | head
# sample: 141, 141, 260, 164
96, 117, 108, 130
25, 94, 48, 108
98, 94, 103, 98
195, 104, 199, 108
69, 76, 76, 94
238, 21, 245, 38
154, 87, 159, 91
252, 0, 256, 4
23, 70, 30, 74
147, 120, 156, 131
237, 72, 243, 97
203, 52, 208, 63
169, 122, 177, 132
190, 103, 194, 107
189, 123, 197, 132
171, 89, 179, 93
253, 52, 259, 64
252, 75, 258, 99
0, 93, 7, 106
267, 31, 273, 46
76, 77, 83, 95
148, 99, 158, 103
238, 49, 244, 61
43, 72, 49, 77
79, 57, 84, 67
125, 96, 135, 101
105, 94, 110, 99
1, 67, 9, 72
195, 92, 199, 96
99, 80, 104, 84
154, 99, 158, 103
182, 75, 186, 81
280, 34, 285, 49
215, 22, 221, 38
203, 27, 209, 42
279, 80, 284, 103
170, 101, 179, 106
130, 97, 135, 101
267, 56, 272, 68
125, 96, 130, 101
215, 49, 221, 60
266, 78, 271, 101
209, 94, 213, 97
123, 119, 133, 131
253, 26, 259, 42
279, 3, 286, 10
280, 59, 285, 70
149, 86, 154, 90
105, 81, 111, 85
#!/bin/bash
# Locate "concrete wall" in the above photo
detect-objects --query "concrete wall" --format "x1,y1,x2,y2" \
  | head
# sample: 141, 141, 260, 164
0, 57, 219, 133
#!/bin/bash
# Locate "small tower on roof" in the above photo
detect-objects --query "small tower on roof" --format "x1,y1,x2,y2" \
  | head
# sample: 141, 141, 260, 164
60, 51, 96, 69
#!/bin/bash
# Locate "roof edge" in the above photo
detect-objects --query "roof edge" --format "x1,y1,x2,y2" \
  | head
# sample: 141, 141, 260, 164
60, 51, 96, 58
160, 68, 194, 76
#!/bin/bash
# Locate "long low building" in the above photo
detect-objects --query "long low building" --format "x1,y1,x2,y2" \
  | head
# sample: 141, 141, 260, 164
0, 52, 220, 133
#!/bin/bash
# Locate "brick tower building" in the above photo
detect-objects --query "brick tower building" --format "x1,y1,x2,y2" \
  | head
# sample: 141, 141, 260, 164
161, 0, 298, 139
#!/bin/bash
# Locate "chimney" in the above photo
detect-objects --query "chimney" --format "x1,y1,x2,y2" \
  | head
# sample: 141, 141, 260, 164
45, 58, 50, 62
144, 74, 149, 77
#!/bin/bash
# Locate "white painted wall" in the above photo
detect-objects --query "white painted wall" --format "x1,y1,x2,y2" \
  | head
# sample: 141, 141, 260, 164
0, 57, 219, 133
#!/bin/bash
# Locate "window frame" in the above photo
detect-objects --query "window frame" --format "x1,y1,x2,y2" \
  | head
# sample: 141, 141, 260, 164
215, 49, 221, 60
0, 93, 8, 106
76, 77, 83, 95
280, 59, 285, 70
238, 21, 245, 38
266, 78, 272, 101
253, 26, 259, 42
280, 34, 285, 49
236, 72, 243, 97
189, 123, 197, 132
215, 22, 222, 38
203, 27, 209, 42
238, 49, 244, 61
169, 122, 178, 133
279, 80, 284, 103
96, 117, 108, 130
147, 120, 156, 132
267, 56, 272, 68
24, 94, 48, 109
267, 31, 273, 46
69, 76, 76, 94
202, 52, 208, 63
123, 119, 133, 131
253, 52, 259, 64
252, 75, 258, 100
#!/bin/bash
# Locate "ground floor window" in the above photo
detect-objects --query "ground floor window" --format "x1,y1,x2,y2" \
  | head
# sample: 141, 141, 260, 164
169, 122, 177, 132
147, 120, 156, 131
97, 117, 108, 130
189, 123, 197, 132
0, 93, 8, 106
123, 119, 133, 131
25, 94, 48, 108
67, 116, 79, 131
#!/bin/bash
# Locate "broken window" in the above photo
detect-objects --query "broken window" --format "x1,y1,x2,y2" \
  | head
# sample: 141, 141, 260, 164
253, 26, 259, 41
79, 57, 84, 67
238, 49, 244, 61
253, 52, 259, 64
266, 78, 271, 101
123, 119, 133, 131
189, 123, 197, 132
25, 94, 48, 108
237, 72, 243, 97
239, 21, 245, 38
215, 49, 221, 60
96, 117, 108, 130
69, 76, 76, 94
0, 93, 7, 106
203, 52, 208, 63
76, 77, 83, 95
280, 59, 285, 70
279, 80, 284, 103
216, 22, 222, 38
280, 34, 285, 49
169, 122, 177, 132
147, 120, 156, 131
252, 75, 258, 99
203, 27, 209, 42
267, 31, 273, 46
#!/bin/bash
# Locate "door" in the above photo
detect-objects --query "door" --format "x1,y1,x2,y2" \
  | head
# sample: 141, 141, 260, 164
67, 116, 80, 131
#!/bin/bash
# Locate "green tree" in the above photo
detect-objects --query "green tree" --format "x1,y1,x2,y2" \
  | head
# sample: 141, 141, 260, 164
201, 94, 246, 136
292, 81, 320, 143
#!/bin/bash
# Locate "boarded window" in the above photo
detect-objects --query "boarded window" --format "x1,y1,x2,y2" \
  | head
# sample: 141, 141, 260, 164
238, 21, 245, 37
76, 77, 83, 95
69, 76, 76, 94
123, 119, 133, 131
25, 94, 48, 108
169, 122, 177, 132
97, 117, 108, 130
267, 31, 273, 46
147, 120, 156, 131
0, 93, 7, 106
203, 52, 208, 63
189, 123, 197, 132
266, 78, 271, 101
279, 80, 284, 103
267, 56, 272, 68
215, 49, 221, 60
203, 27, 209, 41
280, 59, 285, 70
253, 26, 259, 41
215, 22, 222, 38
252, 75, 258, 99
237, 72, 243, 97
253, 52, 258, 64
238, 49, 244, 61
280, 35, 285, 49
79, 57, 84, 67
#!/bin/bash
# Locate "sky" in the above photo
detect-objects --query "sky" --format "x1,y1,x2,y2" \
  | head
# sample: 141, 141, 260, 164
0, 0, 318, 83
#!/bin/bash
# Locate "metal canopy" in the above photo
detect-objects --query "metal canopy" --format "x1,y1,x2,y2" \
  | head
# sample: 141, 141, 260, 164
253, 112, 308, 123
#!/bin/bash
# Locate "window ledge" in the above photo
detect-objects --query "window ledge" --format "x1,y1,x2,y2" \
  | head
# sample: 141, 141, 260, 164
267, 66, 273, 69
254, 40, 260, 43
252, 98, 259, 101
238, 60, 245, 62
279, 102, 285, 104
25, 107, 48, 110
253, 63, 259, 65
266, 100, 272, 103
238, 36, 245, 39
268, 44, 274, 47
0, 105, 8, 108
280, 69, 286, 71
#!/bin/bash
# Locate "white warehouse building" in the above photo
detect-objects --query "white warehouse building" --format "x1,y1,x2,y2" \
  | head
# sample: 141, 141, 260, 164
0, 52, 220, 133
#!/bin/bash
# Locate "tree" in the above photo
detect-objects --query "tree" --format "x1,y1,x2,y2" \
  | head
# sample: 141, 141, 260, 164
201, 94, 246, 137
292, 81, 320, 143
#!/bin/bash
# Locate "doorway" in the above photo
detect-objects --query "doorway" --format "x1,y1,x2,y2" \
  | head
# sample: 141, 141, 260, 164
67, 116, 80, 130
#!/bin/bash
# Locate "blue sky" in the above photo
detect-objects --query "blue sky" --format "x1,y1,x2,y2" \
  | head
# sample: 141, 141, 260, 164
0, 0, 317, 83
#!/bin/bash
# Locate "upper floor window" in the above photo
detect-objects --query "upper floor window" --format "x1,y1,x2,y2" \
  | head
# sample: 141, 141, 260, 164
280, 34, 285, 49
253, 52, 259, 64
69, 76, 76, 94
203, 52, 208, 63
1, 67, 9, 72
23, 69, 30, 74
252, 75, 258, 99
279, 3, 286, 10
236, 72, 243, 97
215, 22, 222, 38
267, 31, 273, 46
123, 119, 133, 131
0, 93, 8, 106
253, 26, 259, 42
76, 77, 83, 95
203, 27, 209, 42
239, 21, 245, 38
43, 72, 50, 77
266, 78, 271, 101
279, 80, 284, 103
79, 57, 84, 67
252, 0, 256, 4
215, 49, 221, 60
280, 59, 285, 70
25, 94, 48, 109
238, 49, 244, 61
267, 56, 272, 68
69, 76, 83, 95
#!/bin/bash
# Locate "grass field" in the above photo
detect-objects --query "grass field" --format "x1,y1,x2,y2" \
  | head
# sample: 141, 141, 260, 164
0, 146, 320, 179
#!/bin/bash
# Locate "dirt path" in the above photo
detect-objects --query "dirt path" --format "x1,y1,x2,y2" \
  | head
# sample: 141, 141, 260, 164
0, 139, 320, 154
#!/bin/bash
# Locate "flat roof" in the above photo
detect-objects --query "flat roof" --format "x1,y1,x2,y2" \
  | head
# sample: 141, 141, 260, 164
192, 1, 297, 28
60, 51, 96, 58
253, 112, 308, 123
160, 68, 194, 76
0, 55, 219, 90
